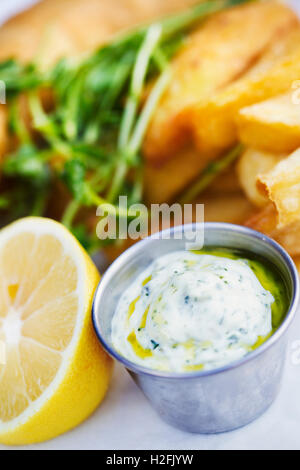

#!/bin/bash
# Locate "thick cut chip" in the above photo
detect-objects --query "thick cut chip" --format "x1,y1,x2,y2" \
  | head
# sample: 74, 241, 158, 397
143, 1, 300, 163
237, 148, 284, 208
204, 165, 241, 196
293, 256, 300, 275
237, 92, 300, 154
257, 148, 300, 229
246, 148, 300, 256
246, 203, 300, 257
201, 192, 255, 225
186, 26, 300, 155
144, 146, 242, 204
184, 26, 300, 158
144, 147, 208, 203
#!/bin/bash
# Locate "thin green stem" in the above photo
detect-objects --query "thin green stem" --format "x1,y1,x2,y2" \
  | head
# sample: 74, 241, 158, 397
9, 99, 31, 143
130, 165, 144, 203
31, 190, 49, 217
28, 91, 50, 130
29, 91, 68, 153
62, 200, 80, 229
63, 73, 85, 141
118, 23, 162, 150
128, 66, 171, 156
109, 50, 170, 202
107, 159, 128, 203
108, 24, 164, 203
180, 144, 244, 203
160, 0, 247, 41
29, 91, 78, 159
153, 48, 169, 72
93, 192, 130, 218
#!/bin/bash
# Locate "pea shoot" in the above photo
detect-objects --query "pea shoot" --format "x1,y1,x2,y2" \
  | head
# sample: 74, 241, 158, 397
0, 0, 251, 251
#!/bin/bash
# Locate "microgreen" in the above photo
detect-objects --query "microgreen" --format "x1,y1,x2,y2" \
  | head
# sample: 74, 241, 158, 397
0, 0, 251, 251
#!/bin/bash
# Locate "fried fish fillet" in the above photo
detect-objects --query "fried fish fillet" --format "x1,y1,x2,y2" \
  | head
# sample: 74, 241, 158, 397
143, 1, 300, 163
0, 0, 199, 65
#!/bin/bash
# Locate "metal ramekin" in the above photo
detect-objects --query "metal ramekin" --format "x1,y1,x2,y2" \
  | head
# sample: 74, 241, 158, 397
92, 223, 299, 434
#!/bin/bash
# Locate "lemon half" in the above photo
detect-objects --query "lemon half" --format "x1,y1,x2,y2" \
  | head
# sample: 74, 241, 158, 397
0, 217, 112, 445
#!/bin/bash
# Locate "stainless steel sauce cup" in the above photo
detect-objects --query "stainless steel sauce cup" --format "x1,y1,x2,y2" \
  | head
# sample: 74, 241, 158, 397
92, 223, 299, 433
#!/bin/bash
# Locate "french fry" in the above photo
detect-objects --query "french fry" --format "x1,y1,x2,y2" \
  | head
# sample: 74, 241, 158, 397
246, 148, 300, 257
257, 148, 300, 229
292, 256, 300, 275
205, 165, 241, 196
237, 148, 284, 208
201, 192, 255, 225
246, 203, 300, 257
144, 144, 242, 204
187, 26, 300, 157
237, 92, 300, 154
246, 203, 278, 236
144, 146, 208, 204
267, 224, 300, 257
144, 1, 300, 163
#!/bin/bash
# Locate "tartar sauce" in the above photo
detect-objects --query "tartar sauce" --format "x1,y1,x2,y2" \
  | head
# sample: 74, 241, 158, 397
112, 250, 287, 372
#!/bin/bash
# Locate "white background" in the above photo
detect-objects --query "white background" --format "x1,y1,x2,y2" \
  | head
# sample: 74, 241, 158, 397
0, 0, 300, 451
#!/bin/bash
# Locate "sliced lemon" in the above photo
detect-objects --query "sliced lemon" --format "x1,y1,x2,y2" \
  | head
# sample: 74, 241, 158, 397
0, 217, 112, 445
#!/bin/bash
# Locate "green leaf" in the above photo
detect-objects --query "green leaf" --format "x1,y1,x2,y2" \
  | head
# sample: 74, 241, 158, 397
70, 223, 95, 252
0, 60, 41, 96
0, 196, 10, 209
63, 159, 86, 200
63, 159, 98, 206
3, 144, 51, 185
